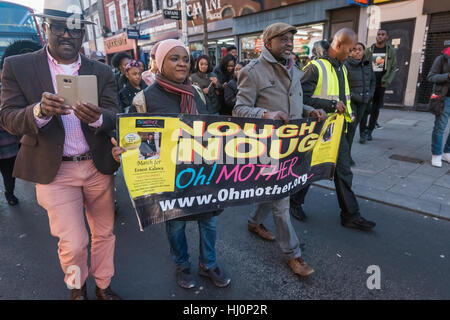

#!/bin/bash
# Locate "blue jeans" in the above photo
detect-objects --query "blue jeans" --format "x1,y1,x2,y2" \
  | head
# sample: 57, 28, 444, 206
165, 216, 217, 270
432, 97, 450, 155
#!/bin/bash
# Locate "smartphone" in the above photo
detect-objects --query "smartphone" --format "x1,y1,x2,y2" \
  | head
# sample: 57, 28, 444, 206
56, 75, 98, 107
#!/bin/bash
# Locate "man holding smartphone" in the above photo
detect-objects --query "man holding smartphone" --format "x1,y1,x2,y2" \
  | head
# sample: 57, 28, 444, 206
0, 0, 120, 300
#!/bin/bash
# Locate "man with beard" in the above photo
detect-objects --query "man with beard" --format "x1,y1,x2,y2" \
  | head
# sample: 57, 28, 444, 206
0, 0, 120, 300
234, 22, 326, 277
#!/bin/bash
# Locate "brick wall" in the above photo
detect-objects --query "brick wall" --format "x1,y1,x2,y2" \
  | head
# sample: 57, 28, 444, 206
103, 0, 135, 32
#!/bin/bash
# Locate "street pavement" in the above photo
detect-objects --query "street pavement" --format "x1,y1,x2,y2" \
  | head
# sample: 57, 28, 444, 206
315, 108, 450, 219
1, 173, 450, 300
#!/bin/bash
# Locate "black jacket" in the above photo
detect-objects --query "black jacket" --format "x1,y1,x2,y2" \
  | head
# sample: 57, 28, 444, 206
119, 80, 147, 112
302, 51, 347, 113
190, 72, 221, 114
427, 51, 450, 98
223, 78, 238, 111
344, 56, 376, 105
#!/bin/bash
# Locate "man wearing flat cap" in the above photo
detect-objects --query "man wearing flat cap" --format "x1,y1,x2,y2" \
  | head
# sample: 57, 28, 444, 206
234, 22, 325, 277
0, 0, 121, 299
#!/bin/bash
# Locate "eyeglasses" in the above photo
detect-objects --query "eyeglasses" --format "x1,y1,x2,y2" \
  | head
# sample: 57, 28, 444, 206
45, 22, 83, 39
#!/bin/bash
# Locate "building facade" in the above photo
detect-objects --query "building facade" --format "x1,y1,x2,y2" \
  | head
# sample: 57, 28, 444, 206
81, 0, 108, 56
232, 0, 449, 110
233, 0, 359, 66
134, 0, 181, 59
103, 0, 138, 63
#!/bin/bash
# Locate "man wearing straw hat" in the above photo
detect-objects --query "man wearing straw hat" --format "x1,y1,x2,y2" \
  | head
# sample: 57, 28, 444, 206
0, 0, 121, 300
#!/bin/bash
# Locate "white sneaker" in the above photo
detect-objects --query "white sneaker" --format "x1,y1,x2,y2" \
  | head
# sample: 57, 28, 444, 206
431, 155, 442, 167
442, 153, 450, 163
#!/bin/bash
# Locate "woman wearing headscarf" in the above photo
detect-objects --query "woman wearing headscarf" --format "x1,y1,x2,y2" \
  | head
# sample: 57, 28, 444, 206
112, 39, 231, 289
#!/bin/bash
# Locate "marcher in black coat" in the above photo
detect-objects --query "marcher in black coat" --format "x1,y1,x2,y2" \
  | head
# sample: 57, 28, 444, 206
213, 53, 236, 115
344, 42, 376, 156
223, 62, 245, 111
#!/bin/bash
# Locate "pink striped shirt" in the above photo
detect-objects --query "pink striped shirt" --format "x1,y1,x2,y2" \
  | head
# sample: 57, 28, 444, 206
35, 47, 103, 156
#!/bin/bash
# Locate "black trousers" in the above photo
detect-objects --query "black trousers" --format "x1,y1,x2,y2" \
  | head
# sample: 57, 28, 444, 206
0, 156, 16, 195
291, 131, 360, 220
366, 86, 386, 131
347, 102, 369, 155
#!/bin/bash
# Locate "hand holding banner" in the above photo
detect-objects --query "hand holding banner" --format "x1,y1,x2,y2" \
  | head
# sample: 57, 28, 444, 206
117, 114, 344, 230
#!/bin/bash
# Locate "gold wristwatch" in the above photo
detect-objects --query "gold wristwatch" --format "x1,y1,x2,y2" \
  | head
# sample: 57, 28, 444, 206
33, 103, 46, 119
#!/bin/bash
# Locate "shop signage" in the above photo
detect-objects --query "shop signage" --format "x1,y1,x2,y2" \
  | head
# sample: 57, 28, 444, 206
104, 32, 135, 54
254, 38, 263, 53
348, 0, 369, 6
186, 0, 222, 20
138, 15, 179, 43
163, 9, 182, 20
348, 0, 396, 4
127, 29, 140, 39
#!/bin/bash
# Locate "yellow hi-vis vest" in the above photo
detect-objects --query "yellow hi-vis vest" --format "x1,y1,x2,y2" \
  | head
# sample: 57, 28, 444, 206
310, 59, 354, 123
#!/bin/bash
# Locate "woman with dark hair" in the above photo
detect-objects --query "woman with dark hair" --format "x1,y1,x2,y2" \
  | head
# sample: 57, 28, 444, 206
118, 60, 147, 112
213, 53, 236, 114
344, 42, 376, 164
216, 53, 236, 85
111, 51, 132, 91
224, 61, 245, 111
112, 39, 231, 289
190, 55, 221, 114
189, 54, 197, 76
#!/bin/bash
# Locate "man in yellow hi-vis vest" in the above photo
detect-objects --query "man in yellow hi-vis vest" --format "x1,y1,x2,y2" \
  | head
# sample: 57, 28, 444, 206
291, 28, 376, 231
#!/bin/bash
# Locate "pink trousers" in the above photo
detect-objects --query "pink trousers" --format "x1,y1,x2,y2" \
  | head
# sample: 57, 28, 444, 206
36, 160, 115, 289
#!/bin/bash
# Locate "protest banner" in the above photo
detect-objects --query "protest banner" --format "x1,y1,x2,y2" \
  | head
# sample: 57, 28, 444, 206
117, 114, 344, 230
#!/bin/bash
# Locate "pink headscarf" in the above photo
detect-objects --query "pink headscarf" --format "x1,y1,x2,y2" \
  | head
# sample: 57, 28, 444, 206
444, 47, 450, 57
155, 39, 189, 74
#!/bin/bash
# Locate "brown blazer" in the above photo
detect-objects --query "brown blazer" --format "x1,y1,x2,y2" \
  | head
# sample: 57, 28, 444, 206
0, 47, 120, 184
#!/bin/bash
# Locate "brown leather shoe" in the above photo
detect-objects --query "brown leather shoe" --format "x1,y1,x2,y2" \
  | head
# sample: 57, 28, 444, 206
247, 223, 275, 241
95, 286, 121, 300
287, 257, 315, 276
70, 283, 88, 300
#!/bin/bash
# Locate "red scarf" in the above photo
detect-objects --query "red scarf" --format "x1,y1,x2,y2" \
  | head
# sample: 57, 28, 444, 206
156, 73, 199, 115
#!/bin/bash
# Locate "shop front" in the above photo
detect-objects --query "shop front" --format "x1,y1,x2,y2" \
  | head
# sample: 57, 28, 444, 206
233, 0, 351, 62
104, 31, 138, 65
137, 14, 180, 57
188, 37, 236, 68
416, 0, 450, 110
187, 18, 235, 67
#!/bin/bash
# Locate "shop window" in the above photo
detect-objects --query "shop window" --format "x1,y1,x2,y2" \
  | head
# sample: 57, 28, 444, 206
120, 0, 130, 28
240, 7, 255, 16
221, 7, 234, 19
108, 5, 118, 33
93, 13, 101, 38
156, 0, 162, 11
86, 18, 94, 40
